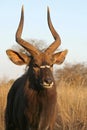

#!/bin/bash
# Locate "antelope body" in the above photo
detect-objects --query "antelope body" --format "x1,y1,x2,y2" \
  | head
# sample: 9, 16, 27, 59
5, 6, 68, 130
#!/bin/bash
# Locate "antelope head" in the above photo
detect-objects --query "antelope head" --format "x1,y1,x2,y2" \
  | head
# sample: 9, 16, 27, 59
6, 6, 68, 89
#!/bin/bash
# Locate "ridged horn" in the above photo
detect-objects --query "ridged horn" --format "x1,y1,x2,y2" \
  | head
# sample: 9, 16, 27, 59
16, 6, 40, 56
45, 7, 61, 54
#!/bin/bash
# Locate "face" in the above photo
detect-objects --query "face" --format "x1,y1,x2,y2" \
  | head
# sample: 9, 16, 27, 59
31, 53, 54, 89
6, 49, 68, 89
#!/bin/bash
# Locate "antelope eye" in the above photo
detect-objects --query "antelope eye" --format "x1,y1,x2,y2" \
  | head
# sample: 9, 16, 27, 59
50, 64, 53, 67
33, 64, 39, 68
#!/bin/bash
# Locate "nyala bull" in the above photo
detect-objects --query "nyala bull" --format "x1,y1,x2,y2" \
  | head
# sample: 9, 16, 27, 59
5, 6, 68, 130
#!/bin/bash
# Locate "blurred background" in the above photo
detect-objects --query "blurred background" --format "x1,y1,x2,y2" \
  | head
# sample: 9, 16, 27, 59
0, 0, 87, 79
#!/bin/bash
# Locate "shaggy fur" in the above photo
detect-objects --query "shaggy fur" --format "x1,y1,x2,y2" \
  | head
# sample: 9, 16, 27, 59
5, 65, 57, 130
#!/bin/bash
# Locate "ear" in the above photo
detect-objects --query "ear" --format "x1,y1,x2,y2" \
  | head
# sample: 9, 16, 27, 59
53, 49, 68, 64
6, 49, 31, 65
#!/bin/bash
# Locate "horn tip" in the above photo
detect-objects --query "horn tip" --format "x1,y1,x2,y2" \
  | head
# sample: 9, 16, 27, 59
22, 5, 24, 12
47, 6, 50, 13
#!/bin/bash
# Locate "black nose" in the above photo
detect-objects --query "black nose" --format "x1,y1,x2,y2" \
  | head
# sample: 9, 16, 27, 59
45, 78, 52, 84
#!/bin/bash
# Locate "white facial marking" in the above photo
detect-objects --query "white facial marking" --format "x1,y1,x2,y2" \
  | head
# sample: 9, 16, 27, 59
40, 65, 45, 69
46, 65, 50, 68
40, 65, 50, 69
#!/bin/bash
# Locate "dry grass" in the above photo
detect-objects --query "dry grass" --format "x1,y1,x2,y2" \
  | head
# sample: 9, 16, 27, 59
0, 63, 87, 130
0, 79, 14, 130
55, 82, 87, 130
55, 63, 87, 130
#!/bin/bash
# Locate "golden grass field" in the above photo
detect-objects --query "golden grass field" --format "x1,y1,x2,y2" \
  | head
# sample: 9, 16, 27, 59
0, 63, 87, 130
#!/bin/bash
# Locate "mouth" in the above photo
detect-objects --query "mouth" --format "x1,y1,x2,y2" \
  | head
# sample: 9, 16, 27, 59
40, 82, 54, 88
